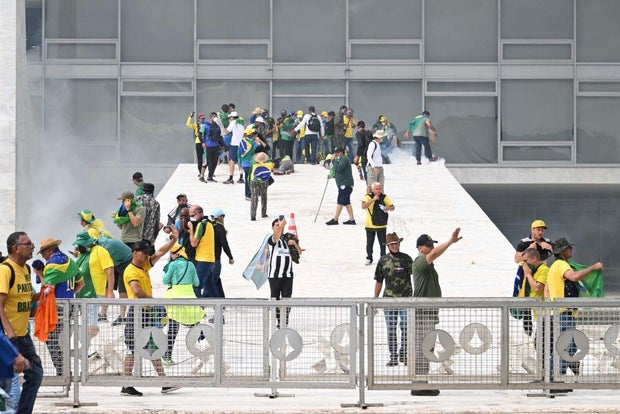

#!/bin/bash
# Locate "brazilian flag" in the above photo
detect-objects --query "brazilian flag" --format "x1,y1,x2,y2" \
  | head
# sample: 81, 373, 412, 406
567, 260, 604, 297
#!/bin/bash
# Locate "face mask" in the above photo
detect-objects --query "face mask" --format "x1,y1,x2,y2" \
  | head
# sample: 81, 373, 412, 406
190, 217, 198, 222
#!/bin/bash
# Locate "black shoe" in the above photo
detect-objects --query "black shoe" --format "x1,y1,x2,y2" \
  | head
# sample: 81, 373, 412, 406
199, 176, 206, 183
223, 178, 234, 184
207, 177, 217, 182
325, 219, 338, 225
161, 386, 181, 394
237, 176, 244, 183
261, 214, 268, 218
121, 386, 143, 396
416, 161, 422, 165
386, 360, 399, 367
97, 314, 107, 322
251, 217, 256, 221
111, 316, 127, 326
399, 355, 407, 365
342, 219, 356, 225
550, 389, 573, 394
410, 389, 440, 396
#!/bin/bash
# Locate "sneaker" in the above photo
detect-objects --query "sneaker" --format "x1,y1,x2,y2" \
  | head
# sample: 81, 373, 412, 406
416, 161, 422, 165
342, 219, 356, 225
223, 178, 234, 184
251, 217, 256, 221
197, 173, 201, 177
386, 360, 399, 367
430, 155, 439, 162
97, 314, 107, 322
121, 386, 143, 396
261, 214, 268, 218
161, 386, 181, 394
365, 260, 373, 266
111, 316, 127, 326
207, 177, 217, 182
410, 389, 440, 396
237, 176, 244, 183
199, 176, 206, 183
245, 197, 251, 201
325, 219, 338, 225
161, 357, 174, 366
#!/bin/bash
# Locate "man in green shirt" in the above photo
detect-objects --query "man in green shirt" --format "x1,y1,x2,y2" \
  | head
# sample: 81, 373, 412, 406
404, 111, 438, 165
411, 228, 462, 396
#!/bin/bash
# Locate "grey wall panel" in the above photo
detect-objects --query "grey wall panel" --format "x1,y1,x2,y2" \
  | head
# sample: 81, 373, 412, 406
45, 64, 118, 78
348, 64, 423, 79
501, 0, 573, 39
197, 0, 269, 40
576, 97, 620, 163
500, 64, 574, 78
120, 65, 194, 78
424, 64, 498, 79
196, 80, 269, 121
196, 64, 272, 79
271, 64, 347, 79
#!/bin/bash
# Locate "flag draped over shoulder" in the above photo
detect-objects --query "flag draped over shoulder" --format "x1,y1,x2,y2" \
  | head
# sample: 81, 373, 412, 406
43, 251, 79, 285
567, 259, 604, 297
242, 234, 272, 289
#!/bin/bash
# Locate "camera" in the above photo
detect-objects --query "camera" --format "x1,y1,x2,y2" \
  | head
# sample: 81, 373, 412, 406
279, 215, 285, 221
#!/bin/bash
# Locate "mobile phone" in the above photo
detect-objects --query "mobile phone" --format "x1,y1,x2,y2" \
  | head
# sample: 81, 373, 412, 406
278, 215, 285, 221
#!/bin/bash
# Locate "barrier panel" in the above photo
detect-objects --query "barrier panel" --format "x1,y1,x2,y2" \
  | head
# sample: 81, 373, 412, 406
24, 297, 620, 408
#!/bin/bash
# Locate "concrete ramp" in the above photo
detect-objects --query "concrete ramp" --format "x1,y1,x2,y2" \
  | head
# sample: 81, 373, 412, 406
153, 160, 515, 299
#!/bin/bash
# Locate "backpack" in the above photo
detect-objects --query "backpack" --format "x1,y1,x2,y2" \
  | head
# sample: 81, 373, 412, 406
368, 194, 389, 226
281, 233, 300, 264
307, 114, 321, 133
0, 261, 31, 290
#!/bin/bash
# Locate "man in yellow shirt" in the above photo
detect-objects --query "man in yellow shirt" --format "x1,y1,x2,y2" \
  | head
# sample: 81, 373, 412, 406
121, 228, 178, 397
187, 205, 216, 298
361, 182, 395, 266
546, 237, 603, 378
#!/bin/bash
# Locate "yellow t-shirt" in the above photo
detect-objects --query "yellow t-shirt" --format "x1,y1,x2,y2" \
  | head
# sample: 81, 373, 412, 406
344, 115, 355, 138
363, 194, 393, 229
88, 245, 115, 296
0, 259, 33, 336
547, 259, 571, 301
194, 220, 215, 262
529, 263, 549, 298
186, 116, 201, 144
124, 259, 153, 299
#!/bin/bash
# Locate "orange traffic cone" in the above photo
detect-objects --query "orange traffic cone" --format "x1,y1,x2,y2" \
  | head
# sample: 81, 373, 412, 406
288, 212, 299, 238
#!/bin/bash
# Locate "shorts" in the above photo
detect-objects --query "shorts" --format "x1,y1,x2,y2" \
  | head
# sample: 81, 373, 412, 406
87, 295, 104, 328
123, 305, 165, 354
337, 185, 353, 206
113, 260, 130, 294
366, 165, 384, 186
228, 145, 239, 164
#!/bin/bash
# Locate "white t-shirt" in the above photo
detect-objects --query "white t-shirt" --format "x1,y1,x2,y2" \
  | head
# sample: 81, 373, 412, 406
227, 122, 245, 146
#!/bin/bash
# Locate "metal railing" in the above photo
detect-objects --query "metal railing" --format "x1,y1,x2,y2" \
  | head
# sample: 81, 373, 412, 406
30, 297, 620, 408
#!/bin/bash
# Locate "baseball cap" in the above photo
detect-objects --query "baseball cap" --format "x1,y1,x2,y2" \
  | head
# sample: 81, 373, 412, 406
229, 111, 238, 118
333, 146, 344, 153
211, 208, 225, 218
132, 172, 143, 181
531, 219, 547, 229
143, 183, 155, 193
416, 234, 438, 247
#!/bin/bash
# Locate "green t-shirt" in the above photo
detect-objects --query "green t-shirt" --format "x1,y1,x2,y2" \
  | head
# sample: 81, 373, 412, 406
97, 237, 132, 266
374, 252, 414, 298
413, 254, 442, 298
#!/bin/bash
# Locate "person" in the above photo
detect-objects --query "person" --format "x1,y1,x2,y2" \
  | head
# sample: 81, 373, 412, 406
514, 219, 553, 264
342, 108, 356, 158
186, 111, 206, 178
411, 228, 462, 396
136, 183, 161, 246
293, 110, 306, 164
372, 115, 398, 164
187, 205, 217, 298
262, 109, 277, 160
161, 243, 201, 366
268, 217, 297, 329
1, 328, 29, 413
203, 112, 223, 182
34, 238, 83, 376
361, 182, 395, 266
132, 171, 145, 196
321, 110, 334, 158
249, 152, 273, 221
325, 146, 356, 226
366, 130, 385, 194
354, 120, 373, 182
295, 106, 324, 165
238, 126, 260, 201
333, 105, 348, 151
166, 193, 190, 227
0, 232, 43, 414
174, 207, 195, 264
78, 209, 115, 239
223, 111, 245, 184
373, 232, 414, 367
546, 237, 603, 381
211, 209, 234, 299
121, 231, 180, 397
113, 190, 145, 250
272, 155, 294, 175
96, 235, 133, 325
404, 111, 438, 165
279, 111, 296, 159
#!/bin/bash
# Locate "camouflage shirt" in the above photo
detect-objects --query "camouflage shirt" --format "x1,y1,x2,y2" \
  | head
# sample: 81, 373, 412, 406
136, 194, 161, 243
374, 251, 414, 298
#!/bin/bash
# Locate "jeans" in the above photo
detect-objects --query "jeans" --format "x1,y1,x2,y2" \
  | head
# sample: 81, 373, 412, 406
11, 335, 43, 414
304, 134, 319, 164
384, 308, 407, 361
321, 135, 332, 157
195, 261, 217, 298
413, 136, 433, 162
414, 309, 438, 375
294, 137, 307, 163
343, 138, 354, 159
550, 311, 578, 377
366, 228, 387, 263
213, 260, 225, 298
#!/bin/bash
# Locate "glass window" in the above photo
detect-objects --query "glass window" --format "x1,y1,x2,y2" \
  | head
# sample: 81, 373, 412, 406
501, 0, 573, 39
198, 44, 268, 60
349, 0, 421, 39
120, 96, 193, 164
503, 44, 571, 60
503, 146, 571, 162
26, 4, 42, 62
196, 81, 270, 120
45, 0, 117, 38
579, 82, 620, 93
577, 0, 620, 62
273, 80, 345, 96
349, 81, 421, 139
427, 82, 495, 93
272, 98, 345, 117
273, 0, 345, 62
122, 81, 192, 94
197, 0, 269, 40
577, 97, 620, 163
426, 96, 498, 164
121, 0, 193, 62
46, 43, 116, 60
350, 44, 420, 60
425, 0, 497, 62
501, 80, 573, 142
45, 79, 117, 143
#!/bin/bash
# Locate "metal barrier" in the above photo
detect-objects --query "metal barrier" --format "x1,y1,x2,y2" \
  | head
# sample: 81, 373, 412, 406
28, 298, 620, 408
